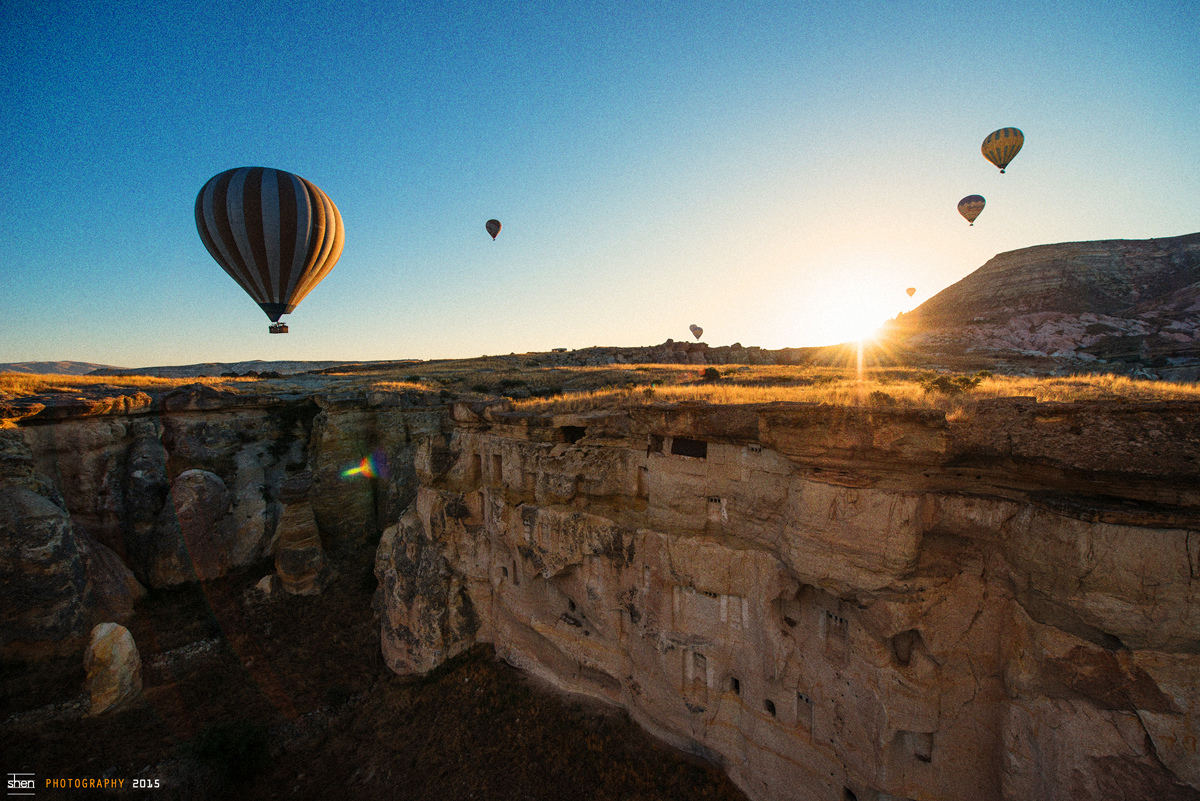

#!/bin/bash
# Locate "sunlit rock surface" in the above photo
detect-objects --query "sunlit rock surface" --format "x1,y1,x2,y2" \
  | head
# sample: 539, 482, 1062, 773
375, 400, 1200, 801
83, 622, 141, 715
889, 232, 1200, 379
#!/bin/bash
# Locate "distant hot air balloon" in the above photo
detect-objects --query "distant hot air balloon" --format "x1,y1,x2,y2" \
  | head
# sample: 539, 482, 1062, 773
486, 219, 501, 240
689, 324, 703, 340
958, 195, 986, 225
906, 287, 916, 298
982, 128, 1023, 173
195, 167, 344, 334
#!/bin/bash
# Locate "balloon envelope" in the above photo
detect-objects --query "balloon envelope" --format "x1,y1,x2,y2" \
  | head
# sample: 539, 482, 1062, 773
689, 324, 703, 340
958, 195, 986, 225
486, 219, 501, 240
982, 128, 1023, 173
906, 287, 916, 297
195, 167, 344, 322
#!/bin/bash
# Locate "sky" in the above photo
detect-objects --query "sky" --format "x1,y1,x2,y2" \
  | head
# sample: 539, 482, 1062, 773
2, 0, 1197, 368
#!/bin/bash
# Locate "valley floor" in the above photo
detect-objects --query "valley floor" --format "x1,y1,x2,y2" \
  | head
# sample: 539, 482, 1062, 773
1, 540, 746, 801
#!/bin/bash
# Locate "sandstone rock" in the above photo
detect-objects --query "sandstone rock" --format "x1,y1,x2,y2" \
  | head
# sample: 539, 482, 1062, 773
147, 469, 236, 586
76, 528, 145, 623
275, 498, 333, 595
374, 497, 479, 675
84, 622, 141, 715
0, 486, 90, 657
377, 402, 1200, 801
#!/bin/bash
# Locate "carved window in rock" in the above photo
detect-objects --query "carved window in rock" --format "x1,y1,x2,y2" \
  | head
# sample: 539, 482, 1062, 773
492, 454, 503, 486
648, 434, 665, 454
706, 496, 726, 523
510, 558, 520, 586
763, 698, 776, 717
823, 610, 849, 662
729, 676, 740, 696
719, 594, 748, 630
520, 507, 536, 543
472, 453, 482, 483
670, 437, 707, 459
795, 691, 813, 732
686, 650, 710, 705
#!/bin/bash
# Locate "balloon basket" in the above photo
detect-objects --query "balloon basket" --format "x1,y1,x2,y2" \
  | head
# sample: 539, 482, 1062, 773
269, 322, 289, 334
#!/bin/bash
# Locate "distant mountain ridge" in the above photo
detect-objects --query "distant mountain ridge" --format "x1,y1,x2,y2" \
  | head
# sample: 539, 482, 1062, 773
87, 360, 359, 378
889, 231, 1200, 378
0, 361, 124, 375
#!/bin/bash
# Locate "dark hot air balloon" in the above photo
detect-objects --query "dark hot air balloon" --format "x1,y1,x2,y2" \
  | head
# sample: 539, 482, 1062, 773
195, 167, 344, 333
689, 324, 703, 340
958, 195, 986, 225
486, 219, 501, 240
982, 128, 1023, 173
906, 287, 916, 298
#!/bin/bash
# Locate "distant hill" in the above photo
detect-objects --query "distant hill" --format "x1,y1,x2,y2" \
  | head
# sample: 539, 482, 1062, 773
887, 231, 1200, 379
87, 360, 361, 378
0, 361, 125, 375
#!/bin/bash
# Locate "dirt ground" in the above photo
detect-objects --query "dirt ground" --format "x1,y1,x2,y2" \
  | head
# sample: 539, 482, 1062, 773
1, 540, 747, 801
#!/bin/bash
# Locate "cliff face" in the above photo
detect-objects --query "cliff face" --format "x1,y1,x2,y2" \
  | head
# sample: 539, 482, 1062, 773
375, 400, 1200, 801
0, 386, 445, 655
4, 388, 1199, 801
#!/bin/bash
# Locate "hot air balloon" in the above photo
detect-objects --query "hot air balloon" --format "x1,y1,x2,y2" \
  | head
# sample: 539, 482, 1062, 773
486, 219, 501, 240
906, 287, 916, 298
958, 195, 986, 225
689, 324, 703, 340
982, 128, 1023, 173
195, 167, 344, 334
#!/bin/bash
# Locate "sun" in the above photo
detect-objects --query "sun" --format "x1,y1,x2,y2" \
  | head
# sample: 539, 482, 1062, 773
809, 297, 896, 345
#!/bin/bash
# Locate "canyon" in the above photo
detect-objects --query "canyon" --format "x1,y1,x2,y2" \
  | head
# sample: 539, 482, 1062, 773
3, 380, 1198, 801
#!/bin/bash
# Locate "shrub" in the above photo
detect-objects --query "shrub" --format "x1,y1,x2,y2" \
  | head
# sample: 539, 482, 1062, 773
920, 374, 981, 395
867, 390, 896, 406
702, 367, 721, 382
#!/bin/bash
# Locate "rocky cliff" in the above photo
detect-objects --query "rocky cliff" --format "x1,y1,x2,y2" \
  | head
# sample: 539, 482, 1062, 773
3, 386, 1199, 801
374, 399, 1200, 801
888, 232, 1200, 378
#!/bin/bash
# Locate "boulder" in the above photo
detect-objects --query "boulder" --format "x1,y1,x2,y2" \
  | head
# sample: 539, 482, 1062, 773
147, 469, 236, 586
0, 486, 90, 657
84, 622, 141, 715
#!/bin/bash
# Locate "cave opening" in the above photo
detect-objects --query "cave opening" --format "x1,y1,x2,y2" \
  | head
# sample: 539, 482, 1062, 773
670, 437, 707, 458
560, 426, 586, 444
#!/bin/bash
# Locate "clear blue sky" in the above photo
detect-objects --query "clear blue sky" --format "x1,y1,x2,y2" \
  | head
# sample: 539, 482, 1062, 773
2, 0, 1197, 367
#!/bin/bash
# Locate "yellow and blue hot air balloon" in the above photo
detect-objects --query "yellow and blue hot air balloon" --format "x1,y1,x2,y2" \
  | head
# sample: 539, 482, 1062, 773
982, 128, 1024, 173
195, 167, 345, 333
958, 195, 986, 225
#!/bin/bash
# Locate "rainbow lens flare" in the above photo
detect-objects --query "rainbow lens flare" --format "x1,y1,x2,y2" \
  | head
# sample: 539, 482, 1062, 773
340, 449, 389, 481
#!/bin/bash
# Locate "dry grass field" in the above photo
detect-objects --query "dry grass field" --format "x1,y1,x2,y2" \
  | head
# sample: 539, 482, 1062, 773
6, 360, 1198, 416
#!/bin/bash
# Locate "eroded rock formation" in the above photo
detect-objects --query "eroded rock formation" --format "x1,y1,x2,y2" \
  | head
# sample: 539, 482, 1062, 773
375, 400, 1200, 801
3, 380, 1198, 800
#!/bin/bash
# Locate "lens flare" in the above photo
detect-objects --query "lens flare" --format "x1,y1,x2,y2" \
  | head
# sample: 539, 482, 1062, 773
340, 449, 389, 481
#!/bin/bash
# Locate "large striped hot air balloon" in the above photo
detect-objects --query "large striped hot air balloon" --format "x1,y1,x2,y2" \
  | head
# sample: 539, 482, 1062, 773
981, 128, 1023, 173
195, 167, 345, 333
958, 194, 986, 225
